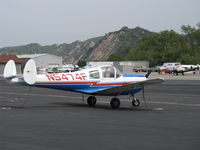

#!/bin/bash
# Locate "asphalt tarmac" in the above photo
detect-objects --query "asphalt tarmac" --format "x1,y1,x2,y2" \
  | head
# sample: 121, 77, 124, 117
0, 79, 200, 150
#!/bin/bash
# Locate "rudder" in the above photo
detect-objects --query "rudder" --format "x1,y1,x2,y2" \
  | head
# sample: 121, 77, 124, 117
23, 59, 37, 85
3, 60, 17, 79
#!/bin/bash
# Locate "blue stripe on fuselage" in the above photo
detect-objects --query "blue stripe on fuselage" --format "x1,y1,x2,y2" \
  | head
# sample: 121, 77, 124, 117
123, 74, 144, 77
34, 83, 141, 95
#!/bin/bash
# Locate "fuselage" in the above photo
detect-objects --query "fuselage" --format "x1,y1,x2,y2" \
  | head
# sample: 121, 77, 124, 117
9, 66, 146, 96
28, 66, 147, 96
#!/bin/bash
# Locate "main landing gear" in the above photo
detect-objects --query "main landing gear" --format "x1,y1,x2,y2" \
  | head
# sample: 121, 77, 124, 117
110, 98, 120, 109
87, 96, 97, 106
110, 97, 140, 108
85, 95, 140, 109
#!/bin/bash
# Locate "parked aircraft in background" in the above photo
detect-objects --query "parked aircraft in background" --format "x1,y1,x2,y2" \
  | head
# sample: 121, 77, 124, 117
4, 59, 164, 109
158, 62, 199, 75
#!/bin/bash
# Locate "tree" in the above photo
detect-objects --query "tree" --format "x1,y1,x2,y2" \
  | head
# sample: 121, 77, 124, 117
116, 23, 200, 66
126, 30, 189, 66
181, 25, 196, 56
77, 60, 86, 67
108, 53, 124, 61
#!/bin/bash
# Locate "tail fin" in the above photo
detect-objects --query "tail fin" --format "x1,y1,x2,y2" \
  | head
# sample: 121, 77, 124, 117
3, 60, 17, 79
23, 59, 37, 85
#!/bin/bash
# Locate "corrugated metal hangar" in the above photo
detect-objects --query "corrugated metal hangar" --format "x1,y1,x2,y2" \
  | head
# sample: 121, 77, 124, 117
17, 53, 63, 69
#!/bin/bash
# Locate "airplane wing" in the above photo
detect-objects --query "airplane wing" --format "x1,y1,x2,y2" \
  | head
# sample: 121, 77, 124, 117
88, 78, 164, 95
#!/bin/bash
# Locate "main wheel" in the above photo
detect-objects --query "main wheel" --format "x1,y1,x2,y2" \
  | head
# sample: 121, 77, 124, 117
132, 98, 140, 107
87, 96, 97, 106
110, 98, 120, 109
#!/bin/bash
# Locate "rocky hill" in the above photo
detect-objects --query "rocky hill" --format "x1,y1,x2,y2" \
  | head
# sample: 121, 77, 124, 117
88, 26, 152, 61
0, 26, 152, 64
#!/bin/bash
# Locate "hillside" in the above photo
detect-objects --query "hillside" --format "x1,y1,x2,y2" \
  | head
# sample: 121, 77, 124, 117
88, 26, 152, 61
0, 27, 152, 64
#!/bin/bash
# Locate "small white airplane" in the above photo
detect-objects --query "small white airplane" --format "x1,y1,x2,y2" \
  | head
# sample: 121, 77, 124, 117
3, 59, 164, 108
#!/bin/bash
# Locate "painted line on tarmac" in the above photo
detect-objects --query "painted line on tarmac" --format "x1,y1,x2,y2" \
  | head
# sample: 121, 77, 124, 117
149, 101, 200, 107
163, 82, 200, 85
2, 91, 200, 98
0, 91, 77, 99
3, 90, 200, 98
146, 92, 200, 97
0, 91, 200, 107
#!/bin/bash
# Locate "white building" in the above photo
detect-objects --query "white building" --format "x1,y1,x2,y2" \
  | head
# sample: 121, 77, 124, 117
87, 61, 114, 67
17, 53, 63, 69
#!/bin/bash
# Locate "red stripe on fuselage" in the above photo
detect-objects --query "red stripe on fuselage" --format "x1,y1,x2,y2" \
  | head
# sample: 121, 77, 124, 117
36, 82, 94, 85
35, 81, 132, 86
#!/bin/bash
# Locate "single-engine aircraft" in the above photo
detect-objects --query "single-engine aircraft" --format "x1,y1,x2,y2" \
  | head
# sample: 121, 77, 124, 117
3, 59, 164, 108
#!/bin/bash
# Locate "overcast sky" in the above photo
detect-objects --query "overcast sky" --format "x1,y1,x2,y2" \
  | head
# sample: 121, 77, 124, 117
0, 0, 199, 48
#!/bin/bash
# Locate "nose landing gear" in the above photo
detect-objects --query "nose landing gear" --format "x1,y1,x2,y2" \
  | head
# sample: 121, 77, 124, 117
132, 97, 140, 107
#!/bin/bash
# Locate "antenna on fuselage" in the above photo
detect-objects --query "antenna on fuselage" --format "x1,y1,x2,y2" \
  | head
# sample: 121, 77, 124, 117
145, 69, 152, 78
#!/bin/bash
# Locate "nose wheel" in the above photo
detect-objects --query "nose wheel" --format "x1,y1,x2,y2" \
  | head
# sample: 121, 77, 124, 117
132, 98, 140, 107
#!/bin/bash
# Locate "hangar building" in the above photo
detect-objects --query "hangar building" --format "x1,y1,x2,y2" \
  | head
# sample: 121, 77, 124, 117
0, 54, 22, 75
17, 53, 63, 69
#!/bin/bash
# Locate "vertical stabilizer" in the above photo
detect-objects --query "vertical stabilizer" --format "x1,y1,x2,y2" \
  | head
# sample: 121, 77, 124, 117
3, 60, 17, 79
23, 59, 37, 85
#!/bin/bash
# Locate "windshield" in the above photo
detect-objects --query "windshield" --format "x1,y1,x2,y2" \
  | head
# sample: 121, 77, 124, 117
101, 67, 115, 78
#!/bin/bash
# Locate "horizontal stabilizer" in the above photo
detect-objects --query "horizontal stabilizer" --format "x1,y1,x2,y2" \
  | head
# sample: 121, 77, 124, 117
23, 59, 37, 85
3, 60, 17, 79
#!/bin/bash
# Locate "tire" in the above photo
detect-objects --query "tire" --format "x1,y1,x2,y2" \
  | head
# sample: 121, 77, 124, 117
110, 98, 120, 109
132, 98, 140, 107
87, 96, 97, 106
